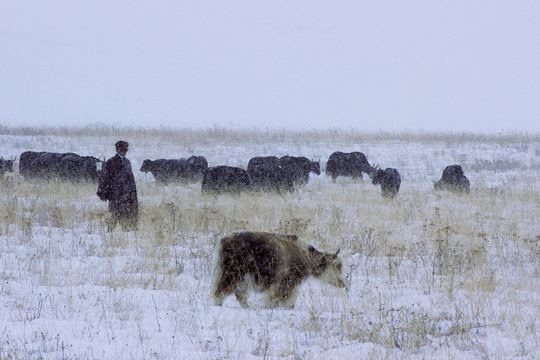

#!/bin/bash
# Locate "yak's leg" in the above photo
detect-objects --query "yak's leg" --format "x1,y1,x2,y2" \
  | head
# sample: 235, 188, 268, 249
273, 276, 300, 309
213, 290, 226, 306
234, 282, 249, 308
263, 287, 280, 308
212, 275, 233, 306
282, 288, 299, 309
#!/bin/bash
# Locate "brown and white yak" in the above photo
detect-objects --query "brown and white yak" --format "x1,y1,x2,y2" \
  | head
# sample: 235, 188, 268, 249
211, 231, 345, 309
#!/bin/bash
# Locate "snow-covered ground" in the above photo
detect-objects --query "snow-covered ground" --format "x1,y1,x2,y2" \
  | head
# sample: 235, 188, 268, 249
1, 127, 539, 359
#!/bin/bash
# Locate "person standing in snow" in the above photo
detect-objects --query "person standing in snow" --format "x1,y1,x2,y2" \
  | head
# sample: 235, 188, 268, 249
97, 140, 138, 231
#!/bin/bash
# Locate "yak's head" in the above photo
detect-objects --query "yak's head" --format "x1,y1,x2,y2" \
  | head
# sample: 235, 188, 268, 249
371, 168, 386, 185
310, 160, 321, 175
0, 158, 15, 173
3, 159, 14, 173
367, 163, 379, 180
311, 247, 346, 289
140, 159, 153, 173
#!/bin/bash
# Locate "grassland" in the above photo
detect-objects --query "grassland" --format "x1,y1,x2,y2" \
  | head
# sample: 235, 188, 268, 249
0, 126, 539, 359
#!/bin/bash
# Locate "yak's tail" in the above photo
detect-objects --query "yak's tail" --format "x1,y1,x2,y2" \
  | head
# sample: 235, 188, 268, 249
210, 235, 228, 303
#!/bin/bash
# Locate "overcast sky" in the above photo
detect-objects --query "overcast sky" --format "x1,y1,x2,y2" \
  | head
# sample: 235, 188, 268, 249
1, 1, 539, 132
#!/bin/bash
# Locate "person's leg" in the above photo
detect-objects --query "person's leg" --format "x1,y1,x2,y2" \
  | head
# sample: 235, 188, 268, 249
119, 204, 138, 231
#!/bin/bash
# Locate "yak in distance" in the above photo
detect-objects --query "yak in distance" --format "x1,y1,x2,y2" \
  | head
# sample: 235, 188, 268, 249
247, 156, 293, 193
434, 165, 470, 193
246, 155, 320, 192
325, 151, 376, 181
202, 166, 251, 195
140, 156, 208, 184
19, 151, 101, 182
211, 230, 346, 309
247, 156, 280, 171
372, 167, 401, 198
0, 157, 15, 177
278, 155, 320, 187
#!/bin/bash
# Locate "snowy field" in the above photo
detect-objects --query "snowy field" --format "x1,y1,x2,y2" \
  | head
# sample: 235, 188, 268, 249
1, 126, 539, 359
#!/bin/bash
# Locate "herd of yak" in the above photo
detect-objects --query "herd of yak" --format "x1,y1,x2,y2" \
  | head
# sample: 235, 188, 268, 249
0, 151, 471, 197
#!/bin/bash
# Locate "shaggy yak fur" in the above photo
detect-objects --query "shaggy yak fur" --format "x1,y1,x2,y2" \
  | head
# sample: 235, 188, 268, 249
211, 231, 346, 309
372, 168, 401, 198
325, 151, 376, 181
202, 166, 251, 194
0, 158, 14, 177
433, 164, 470, 193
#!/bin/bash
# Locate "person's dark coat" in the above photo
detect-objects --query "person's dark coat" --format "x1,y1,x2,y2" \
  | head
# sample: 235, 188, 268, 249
97, 154, 138, 227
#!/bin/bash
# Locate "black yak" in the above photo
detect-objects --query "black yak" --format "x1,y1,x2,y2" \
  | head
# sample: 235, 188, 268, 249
434, 165, 470, 193
0, 158, 15, 177
19, 151, 101, 182
19, 151, 46, 179
247, 162, 293, 193
59, 155, 101, 182
247, 156, 280, 172
141, 156, 208, 184
325, 151, 376, 181
202, 166, 251, 194
211, 231, 345, 308
372, 168, 401, 198
279, 156, 320, 186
